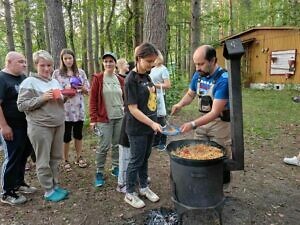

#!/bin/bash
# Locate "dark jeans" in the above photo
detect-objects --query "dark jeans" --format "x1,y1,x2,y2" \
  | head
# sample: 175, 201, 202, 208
1, 127, 33, 193
126, 134, 154, 193
152, 116, 167, 146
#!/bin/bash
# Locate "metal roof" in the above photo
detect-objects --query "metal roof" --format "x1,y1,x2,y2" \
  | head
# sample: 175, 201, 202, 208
220, 26, 300, 42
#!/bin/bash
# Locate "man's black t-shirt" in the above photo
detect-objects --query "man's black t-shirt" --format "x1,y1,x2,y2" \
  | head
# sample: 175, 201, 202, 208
0, 71, 27, 127
125, 71, 157, 136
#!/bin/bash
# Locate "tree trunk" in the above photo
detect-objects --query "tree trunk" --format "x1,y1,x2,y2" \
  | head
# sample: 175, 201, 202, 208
218, 0, 224, 39
190, 0, 201, 77
99, 2, 105, 60
106, 0, 116, 51
132, 0, 142, 48
45, 0, 67, 69
93, 0, 100, 72
175, 0, 182, 72
290, 0, 299, 26
3, 0, 15, 51
23, 0, 33, 74
176, 23, 181, 71
35, 0, 47, 50
182, 20, 188, 73
87, 1, 94, 75
138, 1, 144, 46
65, 0, 76, 54
80, 0, 88, 73
125, 0, 134, 58
165, 23, 170, 65
14, 1, 25, 55
143, 0, 167, 57
268, 0, 275, 26
44, 8, 51, 53
228, 0, 233, 35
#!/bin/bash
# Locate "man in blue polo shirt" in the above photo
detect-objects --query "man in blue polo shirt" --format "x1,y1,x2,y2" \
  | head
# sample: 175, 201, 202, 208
171, 45, 231, 183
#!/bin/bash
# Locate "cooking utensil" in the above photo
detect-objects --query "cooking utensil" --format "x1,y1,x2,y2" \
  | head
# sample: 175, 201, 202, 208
162, 124, 180, 136
162, 115, 181, 136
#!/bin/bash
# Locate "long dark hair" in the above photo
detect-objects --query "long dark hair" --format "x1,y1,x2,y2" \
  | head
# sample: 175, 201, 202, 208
59, 48, 79, 76
134, 42, 159, 62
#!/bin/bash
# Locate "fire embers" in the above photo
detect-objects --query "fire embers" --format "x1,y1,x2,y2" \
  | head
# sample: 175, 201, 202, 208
171, 144, 224, 160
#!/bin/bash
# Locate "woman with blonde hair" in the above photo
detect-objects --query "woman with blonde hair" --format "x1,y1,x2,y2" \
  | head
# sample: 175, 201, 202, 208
17, 50, 68, 202
149, 50, 171, 151
116, 58, 129, 79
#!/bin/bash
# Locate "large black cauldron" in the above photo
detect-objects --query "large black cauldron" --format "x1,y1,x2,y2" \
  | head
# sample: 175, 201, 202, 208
167, 139, 227, 208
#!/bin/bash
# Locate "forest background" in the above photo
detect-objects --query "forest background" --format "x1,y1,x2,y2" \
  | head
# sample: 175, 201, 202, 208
0, 0, 299, 107
0, 1, 300, 224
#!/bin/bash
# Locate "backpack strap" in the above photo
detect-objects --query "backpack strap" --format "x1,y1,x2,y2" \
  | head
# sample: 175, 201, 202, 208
212, 69, 227, 84
197, 68, 227, 96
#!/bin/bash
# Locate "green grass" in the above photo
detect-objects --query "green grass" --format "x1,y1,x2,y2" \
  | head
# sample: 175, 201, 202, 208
83, 88, 299, 150
242, 89, 298, 139
176, 88, 299, 142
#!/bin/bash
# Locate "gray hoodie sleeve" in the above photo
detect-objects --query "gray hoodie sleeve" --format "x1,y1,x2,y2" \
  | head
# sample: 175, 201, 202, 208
17, 78, 46, 112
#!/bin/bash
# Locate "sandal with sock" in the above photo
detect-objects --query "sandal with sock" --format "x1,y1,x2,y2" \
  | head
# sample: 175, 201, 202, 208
64, 160, 72, 172
75, 156, 87, 168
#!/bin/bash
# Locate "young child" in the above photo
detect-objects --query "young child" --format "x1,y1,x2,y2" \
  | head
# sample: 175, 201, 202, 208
116, 114, 130, 193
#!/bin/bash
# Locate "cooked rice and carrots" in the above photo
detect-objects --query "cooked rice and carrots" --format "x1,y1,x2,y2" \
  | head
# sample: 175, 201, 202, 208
171, 144, 223, 160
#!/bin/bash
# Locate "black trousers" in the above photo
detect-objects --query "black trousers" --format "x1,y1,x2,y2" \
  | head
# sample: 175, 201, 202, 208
1, 127, 33, 193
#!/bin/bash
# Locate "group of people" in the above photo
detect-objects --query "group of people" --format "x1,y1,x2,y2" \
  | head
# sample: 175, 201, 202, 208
1, 42, 298, 209
0, 43, 171, 208
88, 43, 171, 208
0, 49, 90, 204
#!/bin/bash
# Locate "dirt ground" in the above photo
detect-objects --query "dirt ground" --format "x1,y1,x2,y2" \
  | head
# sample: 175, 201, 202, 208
0, 116, 299, 225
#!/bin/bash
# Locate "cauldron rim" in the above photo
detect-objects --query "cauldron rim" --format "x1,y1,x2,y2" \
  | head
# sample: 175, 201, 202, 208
166, 139, 227, 166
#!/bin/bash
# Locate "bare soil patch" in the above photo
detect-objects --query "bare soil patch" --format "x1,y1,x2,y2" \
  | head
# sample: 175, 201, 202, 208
0, 118, 299, 225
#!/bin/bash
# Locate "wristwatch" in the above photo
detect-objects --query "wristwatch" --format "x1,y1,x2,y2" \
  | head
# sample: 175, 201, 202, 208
190, 121, 197, 130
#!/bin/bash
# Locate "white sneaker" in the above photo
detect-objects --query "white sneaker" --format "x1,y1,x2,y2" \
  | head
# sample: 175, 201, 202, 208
18, 184, 37, 194
1, 191, 27, 205
139, 187, 160, 202
283, 156, 300, 166
124, 192, 145, 208
116, 184, 126, 194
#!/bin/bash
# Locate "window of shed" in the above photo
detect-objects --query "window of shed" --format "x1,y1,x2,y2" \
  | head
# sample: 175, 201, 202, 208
270, 49, 296, 75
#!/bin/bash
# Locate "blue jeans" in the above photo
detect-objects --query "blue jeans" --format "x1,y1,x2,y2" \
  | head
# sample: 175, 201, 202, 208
126, 134, 154, 193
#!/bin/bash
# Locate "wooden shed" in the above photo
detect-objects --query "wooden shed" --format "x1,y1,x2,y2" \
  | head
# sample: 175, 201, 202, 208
216, 27, 300, 89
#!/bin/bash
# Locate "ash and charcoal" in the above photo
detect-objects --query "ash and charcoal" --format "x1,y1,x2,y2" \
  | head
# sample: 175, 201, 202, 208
123, 207, 179, 225
144, 207, 179, 225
